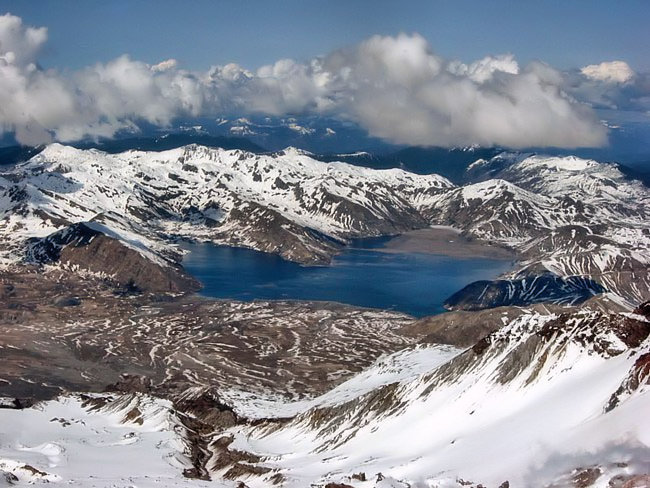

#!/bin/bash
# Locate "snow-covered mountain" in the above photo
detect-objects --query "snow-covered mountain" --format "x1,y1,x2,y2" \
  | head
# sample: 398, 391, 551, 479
202, 305, 650, 487
429, 154, 650, 306
0, 144, 450, 269
0, 144, 648, 305
1, 144, 649, 485
2, 303, 648, 487
1, 143, 649, 487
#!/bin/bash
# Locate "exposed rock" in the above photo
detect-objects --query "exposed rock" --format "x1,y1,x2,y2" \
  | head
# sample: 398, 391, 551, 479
571, 467, 602, 488
210, 436, 268, 479
52, 296, 81, 307
173, 387, 238, 431
621, 475, 650, 488
0, 398, 33, 409
605, 352, 650, 412
444, 273, 605, 311
1, 471, 18, 485
633, 301, 650, 319
0, 284, 15, 299
403, 303, 567, 347
27, 223, 199, 293
104, 374, 153, 394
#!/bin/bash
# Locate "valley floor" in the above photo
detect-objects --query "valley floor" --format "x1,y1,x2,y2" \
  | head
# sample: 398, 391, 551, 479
372, 226, 517, 260
1, 267, 649, 487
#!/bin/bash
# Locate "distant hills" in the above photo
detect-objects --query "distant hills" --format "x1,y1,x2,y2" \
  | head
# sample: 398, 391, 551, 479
1, 113, 649, 187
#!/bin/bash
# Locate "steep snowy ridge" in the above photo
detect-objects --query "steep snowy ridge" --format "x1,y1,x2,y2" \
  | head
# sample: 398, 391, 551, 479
0, 144, 648, 305
434, 154, 650, 306
2, 305, 649, 487
0, 143, 452, 268
211, 307, 650, 487
422, 179, 567, 243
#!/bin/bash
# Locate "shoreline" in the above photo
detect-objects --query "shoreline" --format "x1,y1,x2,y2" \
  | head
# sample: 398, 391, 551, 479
363, 227, 517, 260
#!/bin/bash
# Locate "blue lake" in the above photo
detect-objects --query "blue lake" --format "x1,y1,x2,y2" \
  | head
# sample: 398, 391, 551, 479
182, 238, 512, 317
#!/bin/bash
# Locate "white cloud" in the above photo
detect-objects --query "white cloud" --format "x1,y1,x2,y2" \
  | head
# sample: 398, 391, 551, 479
0, 13, 47, 66
581, 60, 635, 83
320, 35, 606, 148
567, 61, 650, 113
150, 58, 178, 72
0, 14, 609, 148
448, 53, 520, 83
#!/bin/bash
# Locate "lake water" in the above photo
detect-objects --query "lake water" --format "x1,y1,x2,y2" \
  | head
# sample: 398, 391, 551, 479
182, 238, 512, 317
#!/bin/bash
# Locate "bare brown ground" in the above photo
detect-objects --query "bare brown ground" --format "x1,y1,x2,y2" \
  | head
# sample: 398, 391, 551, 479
369, 227, 516, 260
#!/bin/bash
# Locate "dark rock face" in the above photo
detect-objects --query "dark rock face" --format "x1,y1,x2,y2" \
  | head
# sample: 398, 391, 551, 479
571, 467, 602, 488
173, 387, 239, 431
26, 223, 199, 293
2, 470, 19, 484
444, 273, 605, 311
210, 434, 271, 480
633, 301, 650, 319
0, 398, 34, 409
52, 296, 81, 307
606, 352, 650, 412
1, 284, 16, 299
104, 374, 154, 394
538, 312, 650, 355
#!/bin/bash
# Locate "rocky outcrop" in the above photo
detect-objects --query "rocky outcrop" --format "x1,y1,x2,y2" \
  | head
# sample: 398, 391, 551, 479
26, 223, 199, 293
403, 303, 567, 347
444, 273, 605, 311
633, 300, 650, 319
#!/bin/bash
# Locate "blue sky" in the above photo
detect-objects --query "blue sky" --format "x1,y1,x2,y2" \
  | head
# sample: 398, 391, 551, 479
0, 1, 648, 152
4, 0, 649, 72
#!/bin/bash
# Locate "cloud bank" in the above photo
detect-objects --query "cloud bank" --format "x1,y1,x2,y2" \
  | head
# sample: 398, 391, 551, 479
0, 13, 636, 148
320, 35, 605, 148
570, 60, 650, 115
581, 60, 634, 83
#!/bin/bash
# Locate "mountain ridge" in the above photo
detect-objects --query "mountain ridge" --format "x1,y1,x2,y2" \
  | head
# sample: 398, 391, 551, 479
1, 143, 648, 309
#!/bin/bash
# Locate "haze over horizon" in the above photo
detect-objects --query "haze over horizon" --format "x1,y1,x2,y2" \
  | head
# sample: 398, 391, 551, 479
0, 2, 649, 152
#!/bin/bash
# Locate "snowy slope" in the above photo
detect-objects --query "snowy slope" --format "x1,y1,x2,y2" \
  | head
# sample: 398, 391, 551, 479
0, 394, 230, 487
0, 144, 451, 267
218, 344, 463, 420
214, 308, 650, 487
1, 307, 648, 487
0, 144, 648, 306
